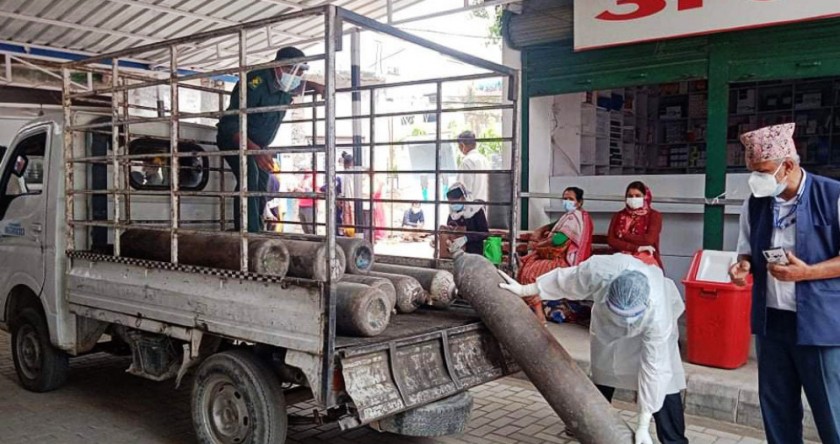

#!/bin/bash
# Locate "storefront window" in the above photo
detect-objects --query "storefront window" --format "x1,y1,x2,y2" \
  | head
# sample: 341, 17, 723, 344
729, 77, 840, 177
551, 80, 709, 176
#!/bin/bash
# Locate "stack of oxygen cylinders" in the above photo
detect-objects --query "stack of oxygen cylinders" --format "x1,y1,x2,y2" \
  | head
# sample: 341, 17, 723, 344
120, 230, 457, 338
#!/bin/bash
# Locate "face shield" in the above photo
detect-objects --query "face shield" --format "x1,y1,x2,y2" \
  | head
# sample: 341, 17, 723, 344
277, 62, 309, 93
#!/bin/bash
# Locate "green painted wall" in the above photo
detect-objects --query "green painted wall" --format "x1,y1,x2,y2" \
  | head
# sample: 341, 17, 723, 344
518, 18, 840, 248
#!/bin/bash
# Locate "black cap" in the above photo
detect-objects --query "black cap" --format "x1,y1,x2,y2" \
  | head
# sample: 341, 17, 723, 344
457, 130, 476, 146
275, 46, 305, 61
446, 186, 466, 200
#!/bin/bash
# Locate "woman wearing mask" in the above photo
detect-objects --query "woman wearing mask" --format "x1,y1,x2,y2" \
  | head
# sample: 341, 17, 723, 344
443, 182, 489, 255
608, 181, 663, 268
518, 187, 594, 323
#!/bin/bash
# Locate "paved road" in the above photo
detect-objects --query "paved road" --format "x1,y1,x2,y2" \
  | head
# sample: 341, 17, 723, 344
0, 332, 771, 443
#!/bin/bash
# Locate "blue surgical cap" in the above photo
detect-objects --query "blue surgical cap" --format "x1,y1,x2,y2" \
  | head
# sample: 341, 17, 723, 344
606, 270, 650, 318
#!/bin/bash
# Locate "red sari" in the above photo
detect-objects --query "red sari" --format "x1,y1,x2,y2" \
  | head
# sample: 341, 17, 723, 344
607, 188, 663, 268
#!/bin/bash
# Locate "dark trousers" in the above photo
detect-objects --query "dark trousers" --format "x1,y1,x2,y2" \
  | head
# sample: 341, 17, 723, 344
757, 308, 840, 444
223, 154, 268, 233
597, 385, 688, 444
299, 206, 315, 234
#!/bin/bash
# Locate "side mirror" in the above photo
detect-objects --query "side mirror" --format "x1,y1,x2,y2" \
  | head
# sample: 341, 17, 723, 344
12, 155, 27, 177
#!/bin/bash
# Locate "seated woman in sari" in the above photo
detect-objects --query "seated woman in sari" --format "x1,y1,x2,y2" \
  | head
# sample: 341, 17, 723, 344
518, 187, 593, 323
607, 181, 663, 269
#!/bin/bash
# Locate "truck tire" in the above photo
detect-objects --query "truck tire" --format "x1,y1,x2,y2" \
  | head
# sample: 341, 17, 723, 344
11, 307, 69, 392
192, 349, 287, 444
377, 392, 474, 437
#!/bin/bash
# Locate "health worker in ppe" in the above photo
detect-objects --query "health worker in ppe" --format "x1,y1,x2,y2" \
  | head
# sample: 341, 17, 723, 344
499, 254, 688, 444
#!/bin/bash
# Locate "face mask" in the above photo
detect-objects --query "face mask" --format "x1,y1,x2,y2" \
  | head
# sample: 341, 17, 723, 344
563, 200, 577, 213
411, 207, 421, 214
626, 197, 644, 210
279, 72, 302, 92
451, 203, 465, 213
748, 162, 787, 198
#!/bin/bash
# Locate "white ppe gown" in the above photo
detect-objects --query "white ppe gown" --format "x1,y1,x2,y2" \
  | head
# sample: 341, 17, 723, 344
535, 254, 686, 414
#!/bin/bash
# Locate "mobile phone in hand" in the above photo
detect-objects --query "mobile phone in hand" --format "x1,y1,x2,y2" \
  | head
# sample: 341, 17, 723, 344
763, 247, 790, 265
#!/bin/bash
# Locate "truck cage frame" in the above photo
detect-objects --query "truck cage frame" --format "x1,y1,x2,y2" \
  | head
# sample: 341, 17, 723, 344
60, 4, 521, 407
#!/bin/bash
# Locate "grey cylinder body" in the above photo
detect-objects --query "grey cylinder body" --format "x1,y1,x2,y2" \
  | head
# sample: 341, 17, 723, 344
283, 239, 346, 281
120, 229, 289, 278
372, 264, 456, 309
335, 282, 391, 337
336, 237, 375, 274
340, 274, 396, 313
452, 252, 635, 444
367, 271, 426, 314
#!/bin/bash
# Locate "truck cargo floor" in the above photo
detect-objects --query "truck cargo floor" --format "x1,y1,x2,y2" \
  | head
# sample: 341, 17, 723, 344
335, 306, 482, 349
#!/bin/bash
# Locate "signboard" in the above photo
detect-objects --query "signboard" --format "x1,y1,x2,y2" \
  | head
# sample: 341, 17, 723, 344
575, 0, 840, 51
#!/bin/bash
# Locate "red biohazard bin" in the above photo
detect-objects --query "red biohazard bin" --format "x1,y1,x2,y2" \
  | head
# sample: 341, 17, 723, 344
682, 250, 753, 369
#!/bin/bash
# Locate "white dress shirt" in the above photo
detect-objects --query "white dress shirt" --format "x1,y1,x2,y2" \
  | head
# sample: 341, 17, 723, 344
456, 149, 490, 212
736, 171, 840, 312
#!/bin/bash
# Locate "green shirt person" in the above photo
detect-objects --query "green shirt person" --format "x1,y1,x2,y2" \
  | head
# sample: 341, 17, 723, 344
216, 46, 324, 232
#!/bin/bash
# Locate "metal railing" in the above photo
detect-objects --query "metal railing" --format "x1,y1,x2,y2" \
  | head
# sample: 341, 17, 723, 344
61, 5, 520, 406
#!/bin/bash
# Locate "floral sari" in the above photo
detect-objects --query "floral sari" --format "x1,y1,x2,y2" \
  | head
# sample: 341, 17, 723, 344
518, 209, 593, 322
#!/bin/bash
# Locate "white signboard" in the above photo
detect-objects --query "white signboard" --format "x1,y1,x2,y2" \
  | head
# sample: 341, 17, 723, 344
575, 0, 840, 51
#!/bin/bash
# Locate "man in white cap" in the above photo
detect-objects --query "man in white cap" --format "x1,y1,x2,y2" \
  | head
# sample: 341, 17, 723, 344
729, 123, 840, 444
499, 254, 687, 444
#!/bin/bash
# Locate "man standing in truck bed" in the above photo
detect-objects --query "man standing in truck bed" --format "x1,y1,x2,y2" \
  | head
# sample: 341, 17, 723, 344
217, 46, 324, 232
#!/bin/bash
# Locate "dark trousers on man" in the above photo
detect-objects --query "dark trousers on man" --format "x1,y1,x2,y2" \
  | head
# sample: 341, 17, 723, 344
597, 385, 688, 444
299, 206, 315, 234
757, 308, 840, 444
223, 153, 268, 233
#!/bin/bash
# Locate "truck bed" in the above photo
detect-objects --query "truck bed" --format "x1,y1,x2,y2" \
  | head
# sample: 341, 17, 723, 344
335, 306, 481, 349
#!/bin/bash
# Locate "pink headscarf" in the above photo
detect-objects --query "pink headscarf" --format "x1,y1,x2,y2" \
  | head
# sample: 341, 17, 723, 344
740, 123, 797, 168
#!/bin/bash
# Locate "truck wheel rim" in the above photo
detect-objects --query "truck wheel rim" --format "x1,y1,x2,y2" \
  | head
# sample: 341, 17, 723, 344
16, 324, 42, 380
204, 376, 251, 443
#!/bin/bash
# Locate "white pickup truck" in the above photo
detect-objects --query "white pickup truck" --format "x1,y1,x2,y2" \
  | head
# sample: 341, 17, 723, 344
0, 111, 517, 443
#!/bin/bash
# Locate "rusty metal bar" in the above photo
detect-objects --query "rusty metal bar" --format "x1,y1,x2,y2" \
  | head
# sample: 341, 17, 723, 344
111, 60, 122, 257
68, 55, 323, 99
238, 29, 249, 272
122, 83, 132, 225
69, 145, 327, 163
68, 101, 319, 131
368, 86, 375, 242
509, 71, 521, 274
218, 89, 227, 232
170, 45, 181, 264
62, 67, 76, 252
333, 137, 513, 148
334, 72, 503, 93
65, 104, 506, 131
433, 80, 442, 263
321, 4, 338, 408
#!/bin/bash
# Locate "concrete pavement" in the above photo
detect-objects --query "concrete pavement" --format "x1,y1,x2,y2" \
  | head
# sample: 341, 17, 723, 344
545, 322, 821, 442
0, 331, 784, 444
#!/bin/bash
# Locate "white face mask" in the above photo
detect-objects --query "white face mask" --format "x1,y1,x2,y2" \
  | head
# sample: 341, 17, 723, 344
279, 72, 302, 92
411, 206, 421, 214
748, 161, 787, 198
626, 197, 644, 210
563, 200, 577, 213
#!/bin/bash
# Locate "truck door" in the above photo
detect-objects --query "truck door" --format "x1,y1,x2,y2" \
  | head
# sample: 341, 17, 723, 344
0, 126, 50, 308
